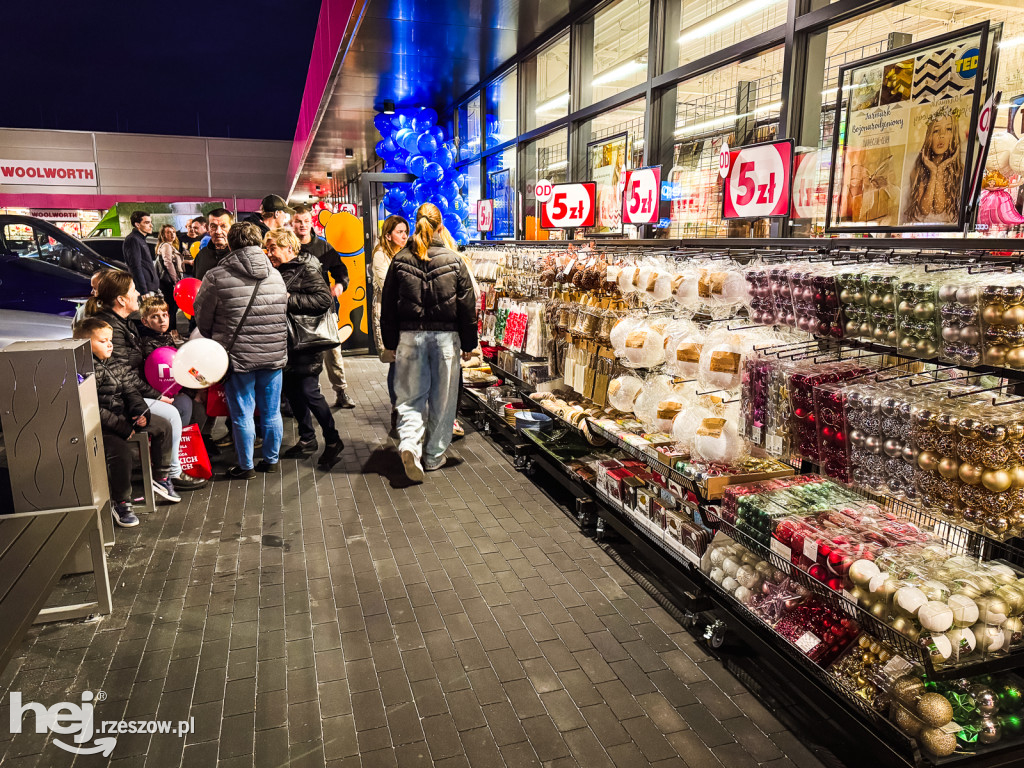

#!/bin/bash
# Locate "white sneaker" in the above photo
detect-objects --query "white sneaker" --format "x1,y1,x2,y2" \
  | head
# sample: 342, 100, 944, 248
401, 449, 424, 483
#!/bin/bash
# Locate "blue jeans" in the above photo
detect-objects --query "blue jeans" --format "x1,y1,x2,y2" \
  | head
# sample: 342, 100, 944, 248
224, 368, 284, 470
394, 331, 461, 466
144, 398, 182, 478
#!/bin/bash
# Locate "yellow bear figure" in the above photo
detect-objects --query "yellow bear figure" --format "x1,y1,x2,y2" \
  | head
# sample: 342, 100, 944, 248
321, 210, 366, 343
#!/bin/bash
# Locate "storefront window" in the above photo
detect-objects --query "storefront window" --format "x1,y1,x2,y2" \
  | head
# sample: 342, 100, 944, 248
793, 4, 1024, 236
663, 0, 787, 70
520, 129, 568, 239
665, 47, 784, 239
483, 148, 517, 239
485, 69, 518, 149
523, 34, 571, 132
576, 98, 647, 235
582, 0, 650, 108
458, 94, 482, 160
463, 161, 482, 239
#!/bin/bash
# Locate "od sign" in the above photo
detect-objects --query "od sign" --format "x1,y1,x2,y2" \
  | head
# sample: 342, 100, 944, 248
477, 199, 494, 232
541, 182, 597, 229
722, 139, 794, 219
534, 179, 554, 203
622, 167, 660, 225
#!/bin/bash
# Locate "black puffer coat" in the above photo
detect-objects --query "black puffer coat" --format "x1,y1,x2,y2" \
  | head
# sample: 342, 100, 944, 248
194, 245, 289, 373
93, 355, 148, 439
277, 255, 333, 376
380, 238, 477, 353
91, 309, 162, 399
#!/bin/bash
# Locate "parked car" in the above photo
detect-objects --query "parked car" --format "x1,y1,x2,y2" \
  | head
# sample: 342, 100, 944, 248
82, 234, 156, 265
0, 215, 124, 316
0, 309, 73, 348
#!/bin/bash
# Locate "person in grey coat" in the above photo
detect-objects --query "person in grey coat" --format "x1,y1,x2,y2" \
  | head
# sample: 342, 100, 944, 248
194, 222, 288, 479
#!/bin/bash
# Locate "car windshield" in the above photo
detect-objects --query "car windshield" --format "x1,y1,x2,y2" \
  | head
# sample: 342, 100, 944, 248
3, 222, 101, 277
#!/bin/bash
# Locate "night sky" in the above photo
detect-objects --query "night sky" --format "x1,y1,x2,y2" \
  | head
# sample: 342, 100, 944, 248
6, 0, 322, 141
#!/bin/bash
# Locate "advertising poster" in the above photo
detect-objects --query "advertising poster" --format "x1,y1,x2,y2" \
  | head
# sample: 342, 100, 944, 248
587, 133, 628, 233
827, 25, 988, 232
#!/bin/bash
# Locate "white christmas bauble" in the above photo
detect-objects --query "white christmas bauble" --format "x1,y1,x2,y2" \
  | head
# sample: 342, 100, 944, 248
670, 334, 704, 379
722, 557, 740, 577
849, 559, 881, 587
636, 266, 657, 295
709, 548, 727, 567
973, 623, 1005, 652
607, 375, 643, 413
710, 567, 725, 584
624, 327, 666, 368
918, 601, 955, 634
736, 565, 757, 589
719, 271, 751, 305
692, 417, 746, 465
700, 340, 745, 390
674, 273, 699, 307
947, 594, 979, 627
925, 633, 953, 662
653, 394, 688, 434
634, 375, 674, 426
894, 586, 928, 617
722, 576, 740, 593
610, 316, 642, 356
652, 273, 675, 302
618, 265, 640, 293
946, 626, 976, 657
735, 586, 753, 605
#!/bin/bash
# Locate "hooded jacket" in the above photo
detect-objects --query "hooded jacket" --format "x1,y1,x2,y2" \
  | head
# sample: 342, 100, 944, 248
194, 245, 288, 373
380, 238, 478, 354
193, 243, 230, 281
277, 254, 333, 376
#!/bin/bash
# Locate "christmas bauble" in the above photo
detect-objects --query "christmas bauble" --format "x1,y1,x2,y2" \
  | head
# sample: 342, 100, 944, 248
919, 601, 955, 633
999, 713, 1023, 738
890, 675, 925, 707
971, 685, 1001, 717
916, 692, 954, 727
894, 586, 928, 617
999, 682, 1024, 713
918, 726, 957, 757
948, 594, 979, 627
978, 716, 1002, 745
849, 559, 880, 587
893, 703, 923, 736
977, 595, 1010, 625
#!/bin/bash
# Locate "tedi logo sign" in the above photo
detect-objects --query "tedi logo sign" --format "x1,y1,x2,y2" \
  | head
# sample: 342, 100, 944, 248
9, 690, 117, 756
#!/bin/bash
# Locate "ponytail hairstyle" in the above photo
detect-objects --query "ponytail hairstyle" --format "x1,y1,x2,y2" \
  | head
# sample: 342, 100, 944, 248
409, 203, 443, 262
85, 270, 134, 316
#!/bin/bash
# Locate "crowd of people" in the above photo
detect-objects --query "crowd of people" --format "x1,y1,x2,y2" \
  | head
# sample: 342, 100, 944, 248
71, 195, 478, 528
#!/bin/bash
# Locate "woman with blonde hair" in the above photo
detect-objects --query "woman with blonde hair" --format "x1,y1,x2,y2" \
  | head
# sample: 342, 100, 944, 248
380, 203, 477, 482
156, 224, 186, 319
371, 215, 409, 429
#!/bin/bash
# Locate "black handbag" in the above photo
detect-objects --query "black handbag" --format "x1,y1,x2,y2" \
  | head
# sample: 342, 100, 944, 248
284, 269, 341, 354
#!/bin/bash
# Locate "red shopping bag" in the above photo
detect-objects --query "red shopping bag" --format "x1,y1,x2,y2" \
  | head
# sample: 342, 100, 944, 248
206, 383, 230, 417
179, 424, 213, 479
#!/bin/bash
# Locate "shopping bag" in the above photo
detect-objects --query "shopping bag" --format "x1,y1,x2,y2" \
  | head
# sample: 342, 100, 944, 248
178, 424, 212, 479
207, 383, 230, 417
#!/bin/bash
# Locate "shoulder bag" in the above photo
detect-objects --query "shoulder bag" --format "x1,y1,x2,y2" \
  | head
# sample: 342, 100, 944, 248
221, 278, 265, 380
284, 267, 341, 354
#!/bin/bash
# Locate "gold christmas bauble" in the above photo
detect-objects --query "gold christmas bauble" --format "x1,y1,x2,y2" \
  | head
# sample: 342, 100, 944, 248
1003, 305, 1024, 326
983, 304, 1006, 325
937, 457, 959, 480
995, 584, 1024, 616
917, 451, 940, 472
893, 703, 923, 737
1006, 347, 1024, 369
1010, 465, 1024, 488
982, 468, 1013, 493
985, 345, 1009, 366
959, 462, 983, 485
919, 727, 958, 757
891, 675, 925, 707
916, 693, 954, 727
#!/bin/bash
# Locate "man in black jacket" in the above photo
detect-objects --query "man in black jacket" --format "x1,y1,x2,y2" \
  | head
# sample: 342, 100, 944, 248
291, 204, 355, 409
242, 194, 294, 237
193, 208, 233, 281
123, 210, 160, 298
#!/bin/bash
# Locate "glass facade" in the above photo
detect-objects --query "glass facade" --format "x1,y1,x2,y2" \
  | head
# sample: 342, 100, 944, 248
523, 35, 571, 133
448, 0, 1022, 241
486, 148, 517, 239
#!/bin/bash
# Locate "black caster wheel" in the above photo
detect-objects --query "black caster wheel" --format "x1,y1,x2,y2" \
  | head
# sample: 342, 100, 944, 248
703, 620, 726, 649
523, 460, 537, 477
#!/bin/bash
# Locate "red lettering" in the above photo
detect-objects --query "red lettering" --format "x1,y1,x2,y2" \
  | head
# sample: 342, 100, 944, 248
0, 166, 13, 177
84, 169, 94, 180
15, 167, 25, 177
44, 167, 56, 178
57, 168, 67, 178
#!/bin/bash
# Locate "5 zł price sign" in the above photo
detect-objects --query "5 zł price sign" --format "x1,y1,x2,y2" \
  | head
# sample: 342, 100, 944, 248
541, 182, 597, 229
477, 199, 494, 232
722, 139, 794, 219
622, 167, 660, 225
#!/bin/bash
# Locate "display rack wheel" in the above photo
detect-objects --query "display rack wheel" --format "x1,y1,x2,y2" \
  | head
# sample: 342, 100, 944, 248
594, 518, 609, 543
514, 455, 529, 471
523, 459, 536, 477
703, 619, 727, 649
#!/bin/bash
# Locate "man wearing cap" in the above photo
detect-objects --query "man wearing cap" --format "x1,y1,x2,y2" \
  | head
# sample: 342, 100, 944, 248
243, 194, 294, 236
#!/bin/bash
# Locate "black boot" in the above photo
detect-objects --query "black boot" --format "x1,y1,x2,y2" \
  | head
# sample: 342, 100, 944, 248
282, 438, 318, 458
318, 438, 345, 469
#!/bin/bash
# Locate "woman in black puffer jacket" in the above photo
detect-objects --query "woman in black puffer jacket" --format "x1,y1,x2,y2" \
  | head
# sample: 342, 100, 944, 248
265, 228, 344, 469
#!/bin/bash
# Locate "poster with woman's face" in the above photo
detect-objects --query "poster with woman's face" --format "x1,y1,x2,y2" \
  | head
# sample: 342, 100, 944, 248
828, 28, 984, 232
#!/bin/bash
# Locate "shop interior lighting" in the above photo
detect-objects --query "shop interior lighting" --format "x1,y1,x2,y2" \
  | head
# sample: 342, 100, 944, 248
673, 101, 782, 138
679, 0, 785, 43
1000, 35, 1024, 49
382, 100, 395, 114
535, 93, 571, 114
592, 60, 646, 87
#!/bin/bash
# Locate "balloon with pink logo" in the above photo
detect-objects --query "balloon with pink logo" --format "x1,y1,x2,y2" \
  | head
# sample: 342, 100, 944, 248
145, 346, 182, 396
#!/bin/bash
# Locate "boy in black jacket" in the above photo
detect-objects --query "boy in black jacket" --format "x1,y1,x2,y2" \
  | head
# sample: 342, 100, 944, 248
74, 318, 176, 527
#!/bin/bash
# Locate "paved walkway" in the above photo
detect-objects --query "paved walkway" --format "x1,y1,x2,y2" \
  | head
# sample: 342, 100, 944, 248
0, 358, 826, 768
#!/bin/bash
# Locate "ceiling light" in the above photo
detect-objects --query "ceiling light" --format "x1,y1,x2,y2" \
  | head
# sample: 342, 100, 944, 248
345, 148, 354, 158
382, 100, 395, 115
536, 93, 570, 113
679, 0, 785, 43
593, 60, 646, 86
999, 35, 1024, 48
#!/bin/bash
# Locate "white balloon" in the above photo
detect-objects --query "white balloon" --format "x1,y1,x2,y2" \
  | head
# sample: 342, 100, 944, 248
171, 338, 229, 389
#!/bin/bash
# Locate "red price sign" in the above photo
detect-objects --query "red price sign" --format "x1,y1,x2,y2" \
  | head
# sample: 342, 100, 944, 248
722, 139, 794, 219
541, 182, 597, 229
477, 199, 494, 232
622, 167, 660, 225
